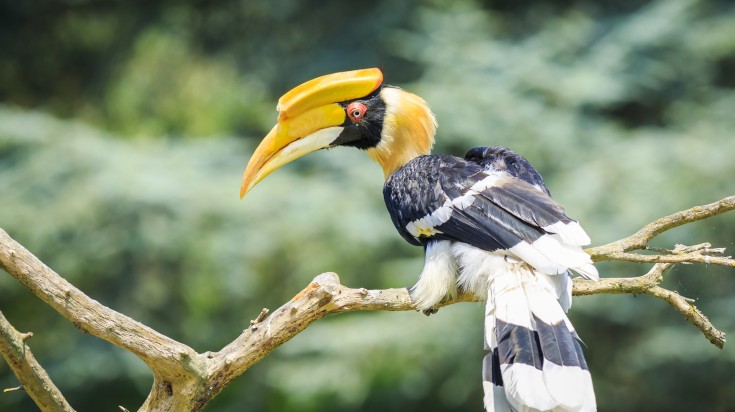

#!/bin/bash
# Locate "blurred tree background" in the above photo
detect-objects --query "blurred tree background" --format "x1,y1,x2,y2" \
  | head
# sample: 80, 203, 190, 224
1, 0, 734, 410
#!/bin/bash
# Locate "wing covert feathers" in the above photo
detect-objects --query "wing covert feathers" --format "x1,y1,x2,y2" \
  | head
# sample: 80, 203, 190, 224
384, 154, 598, 280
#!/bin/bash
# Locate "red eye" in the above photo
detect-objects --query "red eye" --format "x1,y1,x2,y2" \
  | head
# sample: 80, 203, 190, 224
347, 102, 367, 123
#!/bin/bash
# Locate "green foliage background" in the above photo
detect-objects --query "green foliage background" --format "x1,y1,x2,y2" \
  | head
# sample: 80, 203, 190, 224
1, 0, 734, 410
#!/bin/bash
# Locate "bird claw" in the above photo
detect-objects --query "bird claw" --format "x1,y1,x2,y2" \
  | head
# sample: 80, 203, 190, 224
407, 286, 441, 316
422, 307, 439, 316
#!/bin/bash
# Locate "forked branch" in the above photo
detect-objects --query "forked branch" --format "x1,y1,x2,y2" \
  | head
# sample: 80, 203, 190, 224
587, 194, 735, 264
0, 195, 733, 411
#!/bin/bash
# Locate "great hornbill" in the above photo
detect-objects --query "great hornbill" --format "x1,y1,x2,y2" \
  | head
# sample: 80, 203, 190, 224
240, 68, 598, 412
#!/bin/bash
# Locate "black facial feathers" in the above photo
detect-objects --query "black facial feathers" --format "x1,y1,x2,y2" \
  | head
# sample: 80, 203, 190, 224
330, 87, 388, 149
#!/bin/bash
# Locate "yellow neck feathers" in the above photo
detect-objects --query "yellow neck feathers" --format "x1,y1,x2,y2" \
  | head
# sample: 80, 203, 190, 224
367, 87, 437, 178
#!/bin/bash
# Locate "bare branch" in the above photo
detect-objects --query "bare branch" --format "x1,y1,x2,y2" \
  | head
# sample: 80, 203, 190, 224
0, 311, 74, 411
571, 261, 725, 348
0, 195, 733, 409
647, 285, 726, 348
0, 230, 199, 373
571, 196, 735, 349
593, 242, 734, 267
575, 239, 729, 350
198, 272, 479, 407
572, 263, 674, 296
587, 195, 735, 260
599, 250, 734, 267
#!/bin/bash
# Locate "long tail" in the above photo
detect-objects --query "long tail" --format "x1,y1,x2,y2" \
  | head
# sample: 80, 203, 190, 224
483, 269, 596, 412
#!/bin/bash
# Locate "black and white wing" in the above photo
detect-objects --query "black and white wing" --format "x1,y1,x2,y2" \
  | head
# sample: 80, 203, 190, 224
383, 151, 597, 280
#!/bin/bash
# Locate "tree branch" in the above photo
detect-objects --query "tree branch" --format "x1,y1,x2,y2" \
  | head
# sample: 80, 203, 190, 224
0, 229, 207, 411
572, 261, 726, 348
0, 311, 74, 412
0, 230, 199, 373
587, 195, 735, 261
575, 195, 735, 349
0, 194, 733, 410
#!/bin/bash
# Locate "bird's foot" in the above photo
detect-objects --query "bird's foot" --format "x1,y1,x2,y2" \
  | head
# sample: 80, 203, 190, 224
422, 307, 439, 316
407, 285, 441, 316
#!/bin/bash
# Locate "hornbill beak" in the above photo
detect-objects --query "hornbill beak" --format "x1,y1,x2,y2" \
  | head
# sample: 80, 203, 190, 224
240, 68, 383, 198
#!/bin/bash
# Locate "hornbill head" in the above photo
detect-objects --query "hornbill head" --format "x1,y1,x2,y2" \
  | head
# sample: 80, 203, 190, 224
240, 68, 437, 198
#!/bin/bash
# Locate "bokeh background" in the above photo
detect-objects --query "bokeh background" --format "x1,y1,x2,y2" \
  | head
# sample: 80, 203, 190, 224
1, 0, 735, 410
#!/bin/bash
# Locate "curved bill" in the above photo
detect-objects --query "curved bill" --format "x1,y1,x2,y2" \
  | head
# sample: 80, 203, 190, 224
240, 68, 384, 199
240, 103, 346, 198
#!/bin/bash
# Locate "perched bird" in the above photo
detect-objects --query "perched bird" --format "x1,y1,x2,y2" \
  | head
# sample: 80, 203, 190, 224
240, 68, 598, 411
